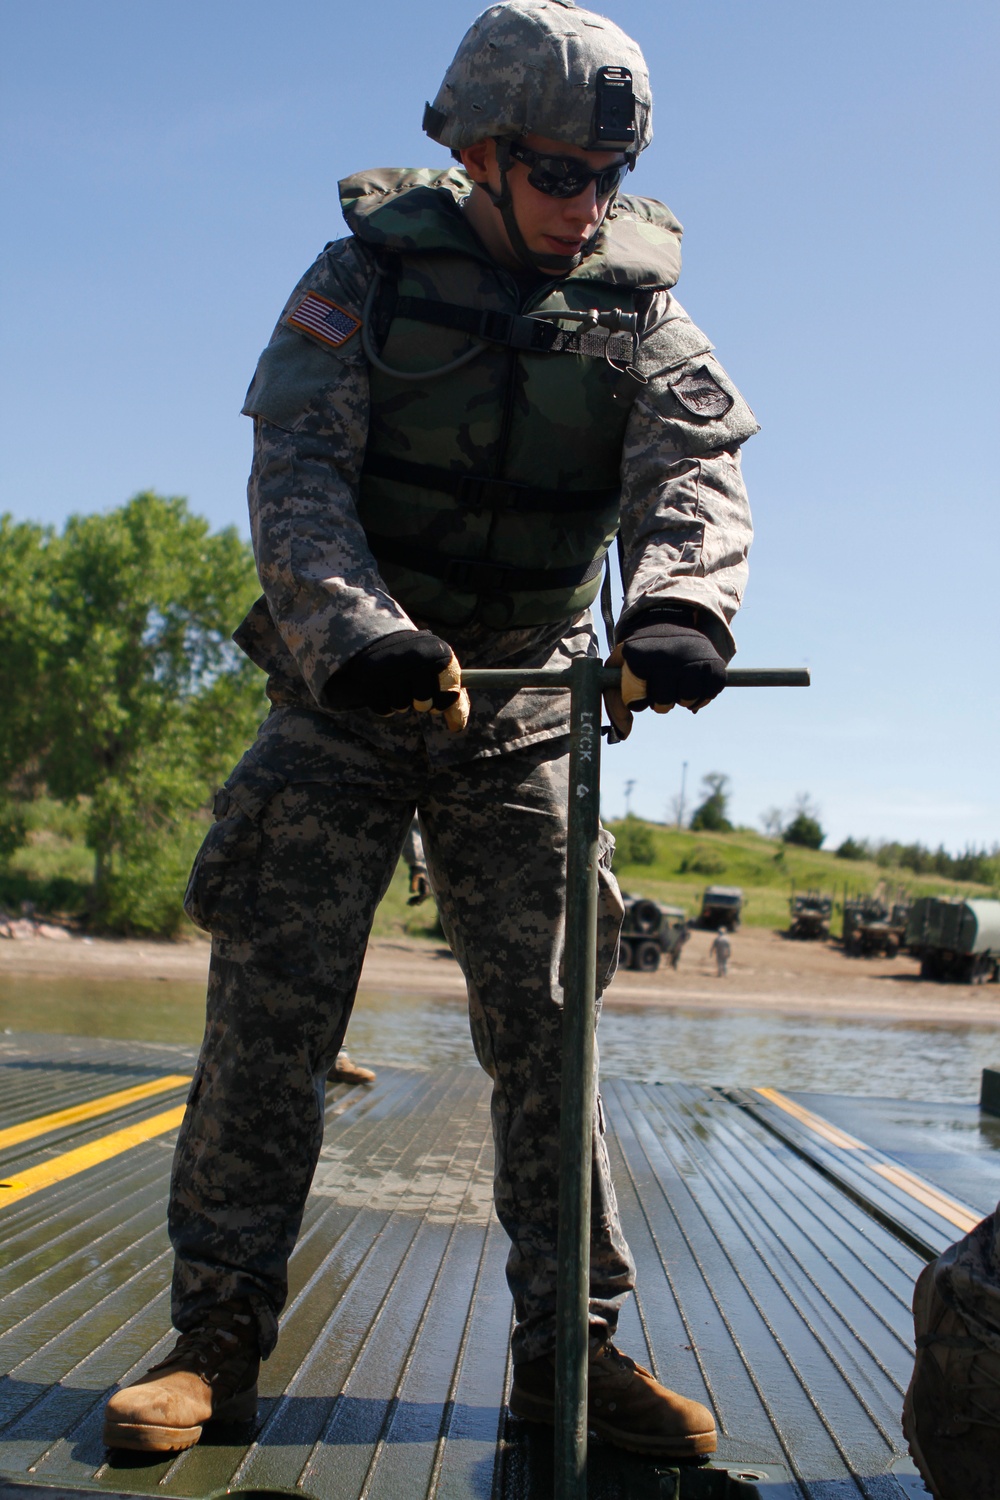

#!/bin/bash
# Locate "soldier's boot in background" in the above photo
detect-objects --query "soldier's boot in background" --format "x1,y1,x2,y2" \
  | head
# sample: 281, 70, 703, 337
509, 1340, 717, 1458
103, 1301, 260, 1452
327, 1050, 376, 1085
903, 1259, 1000, 1499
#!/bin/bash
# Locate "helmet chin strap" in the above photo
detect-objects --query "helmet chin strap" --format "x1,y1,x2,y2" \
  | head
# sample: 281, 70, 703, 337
487, 139, 600, 275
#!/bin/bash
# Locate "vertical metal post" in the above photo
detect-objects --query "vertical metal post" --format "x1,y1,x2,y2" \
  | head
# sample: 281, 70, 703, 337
554, 655, 603, 1499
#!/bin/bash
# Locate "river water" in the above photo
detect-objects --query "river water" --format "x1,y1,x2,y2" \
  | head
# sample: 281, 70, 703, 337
0, 974, 995, 1103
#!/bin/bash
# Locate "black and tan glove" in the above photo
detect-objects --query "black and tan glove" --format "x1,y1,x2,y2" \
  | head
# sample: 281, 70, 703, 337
604, 616, 726, 741
324, 630, 470, 733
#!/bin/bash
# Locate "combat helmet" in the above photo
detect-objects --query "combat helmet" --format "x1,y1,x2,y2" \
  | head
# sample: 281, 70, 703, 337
423, 0, 652, 272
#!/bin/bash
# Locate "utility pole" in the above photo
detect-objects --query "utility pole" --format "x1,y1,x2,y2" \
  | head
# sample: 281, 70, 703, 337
624, 779, 635, 818
677, 761, 688, 828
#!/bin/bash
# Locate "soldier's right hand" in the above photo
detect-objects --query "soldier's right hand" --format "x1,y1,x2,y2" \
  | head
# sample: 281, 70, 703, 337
324, 630, 471, 733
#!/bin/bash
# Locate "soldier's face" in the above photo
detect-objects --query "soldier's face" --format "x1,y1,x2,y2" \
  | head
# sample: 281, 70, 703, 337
504, 133, 626, 259
460, 133, 627, 269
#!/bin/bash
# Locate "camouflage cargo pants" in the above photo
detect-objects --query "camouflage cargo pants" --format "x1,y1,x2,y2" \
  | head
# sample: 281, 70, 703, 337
170, 703, 634, 1361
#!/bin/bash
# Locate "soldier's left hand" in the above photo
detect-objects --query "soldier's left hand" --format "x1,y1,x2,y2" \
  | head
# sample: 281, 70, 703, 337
604, 623, 726, 740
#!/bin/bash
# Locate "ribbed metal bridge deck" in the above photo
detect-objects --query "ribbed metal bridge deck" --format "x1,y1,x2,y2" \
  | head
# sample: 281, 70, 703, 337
0, 1031, 987, 1498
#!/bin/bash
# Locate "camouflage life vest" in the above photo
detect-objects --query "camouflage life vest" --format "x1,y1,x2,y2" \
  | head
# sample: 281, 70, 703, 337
343, 168, 683, 629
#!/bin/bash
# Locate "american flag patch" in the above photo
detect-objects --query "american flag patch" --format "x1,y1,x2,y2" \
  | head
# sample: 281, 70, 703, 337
287, 291, 361, 349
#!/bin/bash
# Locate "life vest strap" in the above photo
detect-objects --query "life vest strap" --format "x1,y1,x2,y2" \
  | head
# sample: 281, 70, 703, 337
362, 452, 618, 515
365, 532, 605, 594
393, 296, 634, 362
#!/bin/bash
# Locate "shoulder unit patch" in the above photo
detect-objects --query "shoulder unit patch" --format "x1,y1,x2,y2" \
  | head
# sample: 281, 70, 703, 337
669, 366, 733, 419
287, 291, 361, 349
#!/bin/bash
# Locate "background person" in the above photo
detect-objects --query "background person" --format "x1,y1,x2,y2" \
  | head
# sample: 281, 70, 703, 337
670, 922, 690, 970
403, 815, 431, 905
328, 817, 430, 1082
710, 927, 731, 977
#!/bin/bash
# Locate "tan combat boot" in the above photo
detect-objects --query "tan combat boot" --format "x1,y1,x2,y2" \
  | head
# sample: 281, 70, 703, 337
327, 1050, 376, 1085
103, 1303, 260, 1452
509, 1340, 717, 1458
902, 1260, 1000, 1500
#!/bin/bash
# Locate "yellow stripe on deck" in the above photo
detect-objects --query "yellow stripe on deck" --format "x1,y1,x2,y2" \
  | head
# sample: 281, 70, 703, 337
870, 1161, 981, 1234
755, 1086, 981, 1235
0, 1105, 187, 1207
0, 1074, 190, 1151
754, 1086, 867, 1151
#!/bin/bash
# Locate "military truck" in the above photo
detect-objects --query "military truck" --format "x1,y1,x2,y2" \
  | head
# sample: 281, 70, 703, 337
888, 898, 913, 952
619, 895, 688, 973
842, 895, 898, 958
788, 890, 833, 940
698, 885, 743, 930
905, 897, 1000, 984
841, 883, 912, 958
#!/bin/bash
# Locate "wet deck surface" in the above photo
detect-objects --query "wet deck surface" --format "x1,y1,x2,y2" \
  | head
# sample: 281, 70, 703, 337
1, 1033, 990, 1498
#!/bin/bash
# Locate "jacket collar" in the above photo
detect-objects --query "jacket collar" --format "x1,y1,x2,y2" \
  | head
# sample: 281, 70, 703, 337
339, 167, 682, 291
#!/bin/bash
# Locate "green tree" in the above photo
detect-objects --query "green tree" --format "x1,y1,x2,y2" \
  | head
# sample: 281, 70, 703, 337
690, 773, 732, 832
0, 516, 62, 814
0, 494, 267, 931
783, 812, 825, 849
782, 793, 825, 850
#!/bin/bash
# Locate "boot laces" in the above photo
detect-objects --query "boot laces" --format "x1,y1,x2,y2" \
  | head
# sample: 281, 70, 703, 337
594, 1343, 637, 1378
148, 1318, 254, 1388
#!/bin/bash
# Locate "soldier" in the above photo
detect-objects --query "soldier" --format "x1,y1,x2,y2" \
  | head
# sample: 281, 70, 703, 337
670, 921, 690, 970
103, 0, 755, 1461
328, 818, 427, 1082
329, 818, 429, 1083
403, 815, 432, 904
710, 927, 731, 977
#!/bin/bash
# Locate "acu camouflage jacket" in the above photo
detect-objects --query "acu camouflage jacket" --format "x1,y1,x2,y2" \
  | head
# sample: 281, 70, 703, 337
238, 167, 757, 740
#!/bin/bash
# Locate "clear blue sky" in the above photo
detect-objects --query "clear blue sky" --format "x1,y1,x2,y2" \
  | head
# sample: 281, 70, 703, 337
2, 0, 997, 850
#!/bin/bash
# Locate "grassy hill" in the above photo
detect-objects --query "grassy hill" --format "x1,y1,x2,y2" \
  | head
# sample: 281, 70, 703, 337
2, 799, 994, 942
603, 818, 997, 933
375, 818, 999, 941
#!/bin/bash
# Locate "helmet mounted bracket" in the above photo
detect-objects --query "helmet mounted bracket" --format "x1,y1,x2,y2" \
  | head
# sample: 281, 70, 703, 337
593, 66, 637, 154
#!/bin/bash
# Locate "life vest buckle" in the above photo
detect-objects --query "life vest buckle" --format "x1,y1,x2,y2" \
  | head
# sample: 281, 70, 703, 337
478, 309, 515, 345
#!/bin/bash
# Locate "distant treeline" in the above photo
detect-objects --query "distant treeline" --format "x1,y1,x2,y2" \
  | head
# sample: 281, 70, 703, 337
837, 836, 1000, 885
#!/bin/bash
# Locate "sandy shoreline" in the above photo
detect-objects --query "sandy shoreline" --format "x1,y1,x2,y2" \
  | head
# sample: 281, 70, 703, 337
1, 924, 998, 1027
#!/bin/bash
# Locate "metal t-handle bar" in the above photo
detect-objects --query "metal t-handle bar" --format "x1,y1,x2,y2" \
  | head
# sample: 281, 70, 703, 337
459, 661, 809, 1498
461, 666, 810, 690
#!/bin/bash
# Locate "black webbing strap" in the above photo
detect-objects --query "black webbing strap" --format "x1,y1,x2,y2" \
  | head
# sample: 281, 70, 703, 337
365, 532, 605, 594
362, 452, 618, 515
394, 296, 565, 353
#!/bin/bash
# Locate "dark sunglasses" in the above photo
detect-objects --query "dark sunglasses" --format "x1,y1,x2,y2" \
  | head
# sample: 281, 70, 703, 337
504, 139, 629, 201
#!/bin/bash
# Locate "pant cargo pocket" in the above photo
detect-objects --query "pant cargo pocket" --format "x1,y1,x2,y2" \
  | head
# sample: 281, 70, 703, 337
183, 765, 286, 943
